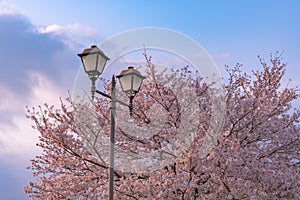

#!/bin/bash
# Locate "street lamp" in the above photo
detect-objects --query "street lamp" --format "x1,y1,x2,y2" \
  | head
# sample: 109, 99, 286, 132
78, 45, 110, 100
78, 45, 145, 200
117, 66, 145, 116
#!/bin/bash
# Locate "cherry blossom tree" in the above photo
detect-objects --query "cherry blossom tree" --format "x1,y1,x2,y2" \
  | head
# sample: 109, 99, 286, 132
24, 53, 299, 199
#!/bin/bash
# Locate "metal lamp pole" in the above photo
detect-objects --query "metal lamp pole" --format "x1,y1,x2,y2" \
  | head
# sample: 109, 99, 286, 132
108, 76, 116, 200
78, 46, 145, 200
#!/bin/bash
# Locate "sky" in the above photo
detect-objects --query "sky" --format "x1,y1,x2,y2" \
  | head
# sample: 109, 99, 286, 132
0, 0, 299, 199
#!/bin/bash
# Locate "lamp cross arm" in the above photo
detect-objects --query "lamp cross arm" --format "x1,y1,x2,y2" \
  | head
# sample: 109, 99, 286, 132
96, 90, 130, 108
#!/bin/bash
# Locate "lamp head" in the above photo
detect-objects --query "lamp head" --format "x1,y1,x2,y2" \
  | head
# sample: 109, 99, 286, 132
78, 45, 110, 79
116, 66, 145, 98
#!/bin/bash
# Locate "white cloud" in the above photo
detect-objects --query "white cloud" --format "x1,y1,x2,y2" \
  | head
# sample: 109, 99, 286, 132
0, 84, 25, 115
0, 115, 40, 159
0, 1, 18, 15
38, 23, 97, 37
0, 72, 65, 158
0, 9, 77, 159
0, 1, 98, 49
29, 71, 66, 105
38, 24, 62, 33
37, 23, 98, 49
66, 23, 97, 38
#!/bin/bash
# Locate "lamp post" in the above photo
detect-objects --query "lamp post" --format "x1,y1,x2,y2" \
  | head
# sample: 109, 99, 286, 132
78, 45, 145, 200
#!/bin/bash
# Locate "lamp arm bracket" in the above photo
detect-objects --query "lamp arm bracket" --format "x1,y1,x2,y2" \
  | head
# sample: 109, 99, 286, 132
96, 90, 130, 108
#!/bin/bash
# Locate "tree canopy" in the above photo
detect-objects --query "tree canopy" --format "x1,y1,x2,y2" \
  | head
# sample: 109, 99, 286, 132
24, 54, 299, 199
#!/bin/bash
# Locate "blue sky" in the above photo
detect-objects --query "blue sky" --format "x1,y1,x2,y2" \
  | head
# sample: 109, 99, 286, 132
0, 0, 299, 199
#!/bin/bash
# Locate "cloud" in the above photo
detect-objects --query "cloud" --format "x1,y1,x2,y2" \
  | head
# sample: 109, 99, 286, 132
37, 23, 99, 49
0, 70, 67, 200
0, 14, 65, 92
38, 23, 97, 38
0, 13, 80, 125
0, 11, 79, 166
0, 7, 87, 199
0, 1, 18, 15
38, 24, 62, 33
0, 71, 65, 156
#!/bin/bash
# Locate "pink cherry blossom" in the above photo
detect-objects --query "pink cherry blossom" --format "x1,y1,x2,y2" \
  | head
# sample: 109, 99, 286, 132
24, 54, 299, 199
